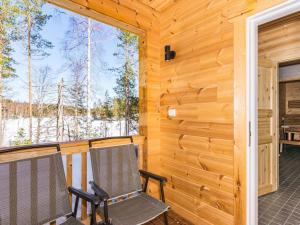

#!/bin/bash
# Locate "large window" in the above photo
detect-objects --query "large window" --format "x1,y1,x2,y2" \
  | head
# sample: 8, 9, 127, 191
0, 0, 139, 146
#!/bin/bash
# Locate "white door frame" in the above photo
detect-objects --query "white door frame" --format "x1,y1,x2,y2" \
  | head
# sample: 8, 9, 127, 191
246, 1, 300, 225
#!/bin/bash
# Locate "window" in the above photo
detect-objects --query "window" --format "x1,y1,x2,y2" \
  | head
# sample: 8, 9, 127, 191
1, 1, 139, 146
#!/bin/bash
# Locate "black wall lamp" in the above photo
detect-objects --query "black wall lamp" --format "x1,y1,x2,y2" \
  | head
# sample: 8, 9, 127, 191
165, 45, 176, 61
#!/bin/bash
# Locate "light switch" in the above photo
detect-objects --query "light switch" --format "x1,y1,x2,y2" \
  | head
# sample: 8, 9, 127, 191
168, 108, 176, 117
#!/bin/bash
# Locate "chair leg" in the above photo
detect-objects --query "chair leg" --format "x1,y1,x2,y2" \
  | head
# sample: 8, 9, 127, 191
163, 212, 168, 225
90, 204, 97, 225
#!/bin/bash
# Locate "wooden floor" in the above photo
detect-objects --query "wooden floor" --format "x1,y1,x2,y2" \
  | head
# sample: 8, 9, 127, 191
145, 211, 193, 225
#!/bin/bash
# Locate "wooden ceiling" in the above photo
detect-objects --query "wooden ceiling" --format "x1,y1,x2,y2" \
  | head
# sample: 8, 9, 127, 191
140, 0, 175, 11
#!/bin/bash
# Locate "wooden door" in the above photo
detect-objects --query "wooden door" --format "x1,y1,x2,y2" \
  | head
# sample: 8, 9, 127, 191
258, 58, 279, 196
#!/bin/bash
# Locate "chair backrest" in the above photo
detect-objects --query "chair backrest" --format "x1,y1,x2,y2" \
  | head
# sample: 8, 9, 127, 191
90, 144, 142, 199
0, 153, 71, 225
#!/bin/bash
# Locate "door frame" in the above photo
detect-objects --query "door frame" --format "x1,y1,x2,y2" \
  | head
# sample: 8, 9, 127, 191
246, 1, 300, 225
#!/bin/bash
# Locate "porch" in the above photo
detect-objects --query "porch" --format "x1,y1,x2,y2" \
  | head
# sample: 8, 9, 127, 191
0, 136, 191, 225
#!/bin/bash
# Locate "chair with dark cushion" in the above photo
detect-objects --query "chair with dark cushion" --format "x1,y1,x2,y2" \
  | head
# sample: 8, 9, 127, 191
0, 152, 99, 225
89, 144, 169, 225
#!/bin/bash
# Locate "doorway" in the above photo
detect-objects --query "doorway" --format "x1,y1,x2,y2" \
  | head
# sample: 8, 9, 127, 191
246, 2, 300, 225
258, 60, 300, 225
257, 12, 300, 225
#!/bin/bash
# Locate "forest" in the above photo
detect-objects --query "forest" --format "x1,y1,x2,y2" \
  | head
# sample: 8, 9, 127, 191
0, 0, 139, 146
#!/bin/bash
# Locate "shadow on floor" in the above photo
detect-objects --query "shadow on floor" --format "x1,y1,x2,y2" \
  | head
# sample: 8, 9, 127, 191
259, 145, 300, 225
146, 211, 193, 225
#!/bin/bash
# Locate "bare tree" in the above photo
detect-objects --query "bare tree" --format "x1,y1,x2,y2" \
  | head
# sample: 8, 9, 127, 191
62, 15, 106, 138
56, 78, 64, 141
87, 18, 91, 136
33, 66, 53, 143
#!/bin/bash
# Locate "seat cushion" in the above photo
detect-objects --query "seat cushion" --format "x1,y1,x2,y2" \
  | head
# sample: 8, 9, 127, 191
60, 216, 84, 225
99, 193, 169, 225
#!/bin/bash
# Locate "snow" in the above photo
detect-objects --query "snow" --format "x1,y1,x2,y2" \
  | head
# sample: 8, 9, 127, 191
2, 117, 134, 146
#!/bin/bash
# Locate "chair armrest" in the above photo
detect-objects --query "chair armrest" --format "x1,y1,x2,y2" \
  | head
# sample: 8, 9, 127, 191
68, 186, 99, 205
89, 181, 110, 201
139, 170, 167, 183
139, 170, 167, 202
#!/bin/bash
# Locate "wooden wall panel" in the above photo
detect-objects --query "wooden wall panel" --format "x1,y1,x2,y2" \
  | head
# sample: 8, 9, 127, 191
285, 82, 300, 115
279, 81, 300, 126
259, 13, 300, 62
160, 0, 235, 224
160, 0, 288, 224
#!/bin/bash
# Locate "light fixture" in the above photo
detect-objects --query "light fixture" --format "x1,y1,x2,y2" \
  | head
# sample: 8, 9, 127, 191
165, 45, 176, 61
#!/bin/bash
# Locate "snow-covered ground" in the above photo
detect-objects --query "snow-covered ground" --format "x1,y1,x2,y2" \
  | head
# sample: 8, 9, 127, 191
2, 117, 132, 146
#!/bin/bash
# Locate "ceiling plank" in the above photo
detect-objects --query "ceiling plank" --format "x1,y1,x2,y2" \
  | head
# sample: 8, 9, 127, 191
140, 0, 176, 11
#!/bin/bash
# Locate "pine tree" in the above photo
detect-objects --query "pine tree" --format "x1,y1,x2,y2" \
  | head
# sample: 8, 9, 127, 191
12, 128, 31, 145
16, 0, 53, 142
112, 97, 124, 135
0, 0, 18, 145
112, 30, 139, 135
100, 91, 113, 137
0, 0, 17, 78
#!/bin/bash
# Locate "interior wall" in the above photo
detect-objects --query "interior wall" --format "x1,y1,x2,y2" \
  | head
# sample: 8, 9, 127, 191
278, 64, 300, 127
279, 81, 300, 126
